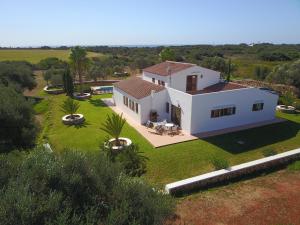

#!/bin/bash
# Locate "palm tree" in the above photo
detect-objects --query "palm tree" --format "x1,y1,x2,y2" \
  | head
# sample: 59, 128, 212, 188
101, 113, 126, 146
61, 98, 80, 119
69, 46, 90, 95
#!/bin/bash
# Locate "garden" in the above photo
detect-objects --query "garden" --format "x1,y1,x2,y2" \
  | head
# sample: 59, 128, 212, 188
36, 91, 300, 185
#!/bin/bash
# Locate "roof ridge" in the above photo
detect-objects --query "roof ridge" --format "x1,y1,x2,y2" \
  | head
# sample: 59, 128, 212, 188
165, 60, 196, 65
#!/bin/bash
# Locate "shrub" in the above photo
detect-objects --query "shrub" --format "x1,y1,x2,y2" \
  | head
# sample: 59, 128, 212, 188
0, 149, 174, 225
262, 148, 277, 157
0, 85, 38, 152
210, 155, 229, 170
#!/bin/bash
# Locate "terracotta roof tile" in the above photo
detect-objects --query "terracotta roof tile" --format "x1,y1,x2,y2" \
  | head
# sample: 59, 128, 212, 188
114, 77, 165, 99
189, 82, 247, 94
143, 61, 195, 76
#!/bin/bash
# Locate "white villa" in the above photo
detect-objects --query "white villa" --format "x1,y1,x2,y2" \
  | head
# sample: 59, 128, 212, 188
113, 61, 278, 135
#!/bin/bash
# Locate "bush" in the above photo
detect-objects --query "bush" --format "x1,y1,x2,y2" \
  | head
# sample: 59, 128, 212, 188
0, 61, 36, 91
0, 149, 174, 225
262, 148, 277, 157
210, 155, 229, 170
0, 85, 38, 152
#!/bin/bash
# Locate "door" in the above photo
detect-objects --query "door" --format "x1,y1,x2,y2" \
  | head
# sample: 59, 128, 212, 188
171, 105, 181, 126
186, 75, 197, 92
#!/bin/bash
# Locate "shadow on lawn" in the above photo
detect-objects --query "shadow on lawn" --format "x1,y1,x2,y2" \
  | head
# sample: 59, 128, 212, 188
88, 99, 108, 107
204, 120, 300, 154
65, 121, 91, 129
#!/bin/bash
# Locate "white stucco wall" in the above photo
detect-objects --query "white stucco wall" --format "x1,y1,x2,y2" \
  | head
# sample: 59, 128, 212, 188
143, 72, 169, 86
113, 87, 142, 123
167, 87, 193, 133
189, 88, 278, 134
143, 65, 220, 92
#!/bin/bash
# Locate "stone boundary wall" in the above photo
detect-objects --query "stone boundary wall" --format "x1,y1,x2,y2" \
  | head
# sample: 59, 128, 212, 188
165, 148, 300, 195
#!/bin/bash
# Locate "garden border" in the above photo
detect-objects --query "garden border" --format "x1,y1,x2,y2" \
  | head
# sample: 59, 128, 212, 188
165, 148, 300, 195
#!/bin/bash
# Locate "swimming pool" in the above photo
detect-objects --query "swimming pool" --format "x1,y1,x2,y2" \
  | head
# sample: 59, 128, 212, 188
91, 85, 113, 94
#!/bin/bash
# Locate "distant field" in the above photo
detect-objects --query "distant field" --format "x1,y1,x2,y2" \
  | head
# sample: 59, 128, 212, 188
0, 49, 105, 64
230, 55, 282, 78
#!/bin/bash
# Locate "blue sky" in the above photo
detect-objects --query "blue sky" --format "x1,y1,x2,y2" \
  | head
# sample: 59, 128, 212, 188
1, 0, 300, 46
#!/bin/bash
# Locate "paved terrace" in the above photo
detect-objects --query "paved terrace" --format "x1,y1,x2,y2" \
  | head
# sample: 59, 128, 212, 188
103, 98, 285, 148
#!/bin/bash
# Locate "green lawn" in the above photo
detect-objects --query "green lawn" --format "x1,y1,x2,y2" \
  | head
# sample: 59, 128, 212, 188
38, 94, 300, 185
0, 49, 105, 64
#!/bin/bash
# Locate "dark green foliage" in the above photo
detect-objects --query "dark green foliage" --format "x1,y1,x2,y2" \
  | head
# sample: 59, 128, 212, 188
0, 61, 36, 91
159, 48, 176, 61
259, 51, 292, 61
69, 46, 91, 95
44, 67, 64, 87
101, 113, 126, 146
103, 144, 149, 177
60, 98, 80, 118
262, 148, 277, 157
210, 155, 230, 170
0, 149, 174, 225
281, 91, 297, 107
266, 59, 300, 91
36, 57, 67, 70
63, 67, 74, 96
253, 66, 270, 80
0, 85, 38, 152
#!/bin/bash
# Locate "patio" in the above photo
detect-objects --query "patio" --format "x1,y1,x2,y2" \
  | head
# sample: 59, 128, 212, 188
102, 98, 198, 148
103, 98, 286, 148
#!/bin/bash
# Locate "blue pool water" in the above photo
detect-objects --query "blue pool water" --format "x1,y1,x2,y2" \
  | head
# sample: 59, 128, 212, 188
93, 86, 113, 93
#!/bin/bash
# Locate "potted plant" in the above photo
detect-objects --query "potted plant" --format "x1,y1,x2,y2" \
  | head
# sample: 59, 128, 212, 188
61, 98, 84, 125
277, 91, 296, 113
69, 46, 91, 99
101, 113, 132, 150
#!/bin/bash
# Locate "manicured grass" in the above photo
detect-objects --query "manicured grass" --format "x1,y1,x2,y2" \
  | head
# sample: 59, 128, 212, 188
44, 94, 300, 184
0, 49, 105, 63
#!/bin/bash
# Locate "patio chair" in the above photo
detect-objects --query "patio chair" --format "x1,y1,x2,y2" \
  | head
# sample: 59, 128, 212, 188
155, 125, 164, 135
145, 120, 152, 129
169, 125, 179, 136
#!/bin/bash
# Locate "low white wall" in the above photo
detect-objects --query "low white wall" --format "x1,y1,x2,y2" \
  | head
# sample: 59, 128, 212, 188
165, 148, 300, 195
190, 88, 278, 134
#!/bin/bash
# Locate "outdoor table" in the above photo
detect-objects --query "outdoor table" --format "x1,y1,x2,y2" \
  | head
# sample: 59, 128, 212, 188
165, 123, 174, 128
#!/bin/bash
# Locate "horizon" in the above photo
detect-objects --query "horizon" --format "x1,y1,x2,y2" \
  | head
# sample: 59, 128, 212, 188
1, 0, 300, 46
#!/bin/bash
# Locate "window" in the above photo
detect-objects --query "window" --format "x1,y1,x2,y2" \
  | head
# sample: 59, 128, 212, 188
211, 106, 236, 118
123, 96, 128, 106
166, 102, 169, 113
252, 103, 264, 111
152, 78, 155, 83
158, 80, 161, 85
161, 81, 165, 86
135, 103, 138, 113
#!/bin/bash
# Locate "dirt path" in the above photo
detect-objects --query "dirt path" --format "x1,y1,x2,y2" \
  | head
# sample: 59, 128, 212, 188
167, 170, 300, 225
23, 70, 46, 96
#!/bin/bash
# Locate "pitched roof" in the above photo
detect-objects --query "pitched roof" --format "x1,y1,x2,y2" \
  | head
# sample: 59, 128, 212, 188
189, 82, 247, 95
114, 77, 165, 99
143, 61, 195, 76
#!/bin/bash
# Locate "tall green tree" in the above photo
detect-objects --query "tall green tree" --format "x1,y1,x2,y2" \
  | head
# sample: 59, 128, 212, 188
63, 67, 74, 96
159, 48, 176, 61
101, 113, 126, 146
69, 46, 90, 95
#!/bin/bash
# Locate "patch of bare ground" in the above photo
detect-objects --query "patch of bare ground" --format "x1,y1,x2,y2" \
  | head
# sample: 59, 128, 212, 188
23, 70, 46, 96
166, 170, 300, 225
